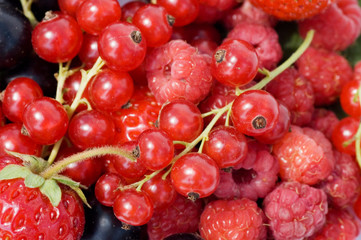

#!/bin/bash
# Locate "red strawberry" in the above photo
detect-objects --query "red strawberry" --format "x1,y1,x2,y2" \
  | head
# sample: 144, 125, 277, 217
249, 0, 335, 20
0, 178, 85, 240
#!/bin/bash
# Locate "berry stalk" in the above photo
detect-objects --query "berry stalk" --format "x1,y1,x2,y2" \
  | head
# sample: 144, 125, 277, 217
20, 0, 38, 27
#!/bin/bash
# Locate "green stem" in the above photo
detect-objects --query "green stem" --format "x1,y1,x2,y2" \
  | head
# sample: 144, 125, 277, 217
20, 0, 38, 27
41, 146, 135, 179
355, 84, 361, 168
238, 29, 315, 94
55, 61, 71, 104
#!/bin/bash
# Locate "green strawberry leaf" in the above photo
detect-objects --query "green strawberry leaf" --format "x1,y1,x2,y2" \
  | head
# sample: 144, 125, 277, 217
5, 150, 48, 173
68, 185, 91, 208
39, 179, 62, 207
24, 173, 45, 188
0, 164, 32, 180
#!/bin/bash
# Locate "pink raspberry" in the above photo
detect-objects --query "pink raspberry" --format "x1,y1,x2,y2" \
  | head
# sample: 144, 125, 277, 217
318, 150, 361, 208
296, 47, 353, 106
226, 22, 283, 71
272, 126, 334, 185
147, 194, 203, 240
145, 40, 213, 104
299, 0, 361, 51
266, 67, 315, 126
199, 198, 266, 240
214, 139, 279, 201
309, 208, 360, 240
263, 181, 328, 240
307, 108, 339, 140
222, 0, 277, 30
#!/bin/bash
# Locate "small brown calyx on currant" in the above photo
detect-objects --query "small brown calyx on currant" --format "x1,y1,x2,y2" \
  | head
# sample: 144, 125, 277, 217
214, 49, 226, 63
43, 11, 58, 21
132, 146, 140, 158
20, 125, 30, 137
187, 192, 200, 202
130, 30, 142, 44
167, 15, 175, 27
222, 167, 233, 173
252, 115, 267, 129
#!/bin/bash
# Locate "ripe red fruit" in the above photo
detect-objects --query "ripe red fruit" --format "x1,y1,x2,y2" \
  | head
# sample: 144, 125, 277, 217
331, 117, 359, 156
211, 39, 259, 87
249, 0, 335, 20
0, 178, 85, 239
199, 198, 266, 240
157, 0, 199, 27
340, 80, 361, 118
32, 11, 83, 63
95, 173, 125, 207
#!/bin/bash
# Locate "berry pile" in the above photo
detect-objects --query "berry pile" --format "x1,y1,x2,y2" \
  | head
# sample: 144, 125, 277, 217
0, 0, 361, 239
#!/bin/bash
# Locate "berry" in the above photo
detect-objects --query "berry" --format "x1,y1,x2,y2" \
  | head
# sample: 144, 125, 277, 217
76, 0, 121, 35
307, 108, 339, 140
226, 22, 283, 71
145, 40, 213, 104
78, 33, 99, 68
22, 97, 69, 145
199, 198, 266, 240
318, 150, 361, 208
331, 117, 359, 156
0, 178, 85, 239
32, 11, 83, 63
211, 39, 259, 87
95, 173, 125, 207
299, 0, 361, 51
340, 79, 361, 118
147, 194, 203, 240
156, 0, 199, 27
249, 0, 335, 20
58, 0, 86, 17
231, 90, 280, 136
171, 153, 220, 199
121, 1, 146, 22
296, 47, 353, 106
214, 139, 279, 201
263, 181, 328, 240
98, 22, 147, 72
273, 126, 334, 185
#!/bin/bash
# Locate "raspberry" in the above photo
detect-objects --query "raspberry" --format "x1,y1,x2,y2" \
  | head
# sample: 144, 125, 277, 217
145, 40, 213, 104
299, 0, 361, 51
222, 0, 277, 30
309, 208, 360, 240
265, 67, 315, 126
307, 108, 340, 140
147, 194, 203, 240
296, 47, 353, 106
263, 181, 328, 240
318, 150, 361, 208
226, 22, 282, 71
214, 139, 279, 201
199, 198, 266, 240
272, 126, 334, 185
353, 60, 361, 81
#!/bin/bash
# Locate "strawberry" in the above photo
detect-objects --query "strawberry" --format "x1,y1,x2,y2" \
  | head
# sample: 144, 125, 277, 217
249, 0, 335, 20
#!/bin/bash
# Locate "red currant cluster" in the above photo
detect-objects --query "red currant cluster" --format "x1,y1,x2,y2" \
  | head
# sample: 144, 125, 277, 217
1, 0, 361, 239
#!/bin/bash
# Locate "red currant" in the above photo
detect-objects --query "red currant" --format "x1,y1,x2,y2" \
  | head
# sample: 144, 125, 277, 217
95, 173, 125, 207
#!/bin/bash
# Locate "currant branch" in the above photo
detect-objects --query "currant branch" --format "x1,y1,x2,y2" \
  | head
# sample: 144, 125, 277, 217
19, 0, 38, 27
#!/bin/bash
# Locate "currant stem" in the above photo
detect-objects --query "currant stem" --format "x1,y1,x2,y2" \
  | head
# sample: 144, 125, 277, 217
55, 61, 71, 104
238, 29, 315, 94
354, 84, 361, 168
20, 0, 38, 27
41, 146, 136, 179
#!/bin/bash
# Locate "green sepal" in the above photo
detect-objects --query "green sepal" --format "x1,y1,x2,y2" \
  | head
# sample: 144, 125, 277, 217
5, 151, 48, 173
24, 173, 45, 188
39, 179, 62, 207
52, 175, 90, 208
0, 164, 32, 180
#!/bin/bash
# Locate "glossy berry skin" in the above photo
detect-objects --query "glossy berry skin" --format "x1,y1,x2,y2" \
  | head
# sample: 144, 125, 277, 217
22, 97, 69, 145
32, 11, 83, 63
113, 189, 154, 226
171, 153, 220, 198
137, 129, 174, 171
98, 22, 147, 72
95, 173, 125, 207
121, 1, 146, 22
203, 126, 248, 168
76, 0, 121, 35
199, 198, 266, 240
78, 33, 99, 68
88, 69, 134, 112
211, 39, 259, 87
142, 173, 177, 210
157, 0, 199, 26
0, 178, 85, 240
340, 80, 361, 118
249, 0, 335, 20
231, 90, 279, 136
58, 0, 86, 17
2, 77, 43, 123
158, 99, 204, 143
0, 123, 42, 157
133, 4, 173, 47
331, 117, 359, 156
68, 110, 115, 150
